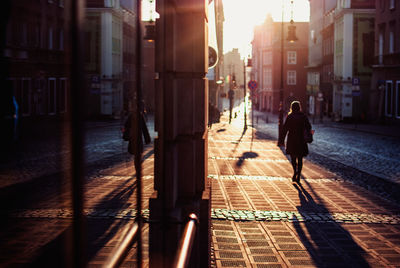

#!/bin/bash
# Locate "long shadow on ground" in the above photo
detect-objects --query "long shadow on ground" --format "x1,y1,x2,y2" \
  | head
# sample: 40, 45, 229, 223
292, 181, 372, 267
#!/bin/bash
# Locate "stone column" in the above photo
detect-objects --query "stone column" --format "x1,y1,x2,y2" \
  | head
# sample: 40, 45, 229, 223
149, 0, 210, 267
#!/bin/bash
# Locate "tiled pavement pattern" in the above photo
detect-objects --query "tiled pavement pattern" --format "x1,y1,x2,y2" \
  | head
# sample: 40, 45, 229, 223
208, 113, 400, 268
0, 146, 154, 267
3, 110, 400, 267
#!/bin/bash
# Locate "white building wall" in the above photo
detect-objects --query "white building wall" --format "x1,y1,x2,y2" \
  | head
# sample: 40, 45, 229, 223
101, 12, 113, 115
341, 13, 353, 117
333, 11, 355, 119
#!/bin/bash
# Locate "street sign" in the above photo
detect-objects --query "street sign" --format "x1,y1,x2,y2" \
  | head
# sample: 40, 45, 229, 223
248, 80, 258, 90
352, 77, 360, 86
352, 85, 361, 96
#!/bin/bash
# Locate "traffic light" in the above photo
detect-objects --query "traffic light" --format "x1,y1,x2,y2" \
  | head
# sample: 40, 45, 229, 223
231, 75, 236, 88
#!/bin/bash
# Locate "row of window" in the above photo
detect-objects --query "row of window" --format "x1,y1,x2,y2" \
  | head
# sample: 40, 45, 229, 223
261, 69, 297, 87
261, 51, 297, 66
385, 80, 400, 118
379, 0, 396, 11
378, 23, 398, 62
9, 77, 67, 116
47, 0, 64, 7
6, 22, 65, 51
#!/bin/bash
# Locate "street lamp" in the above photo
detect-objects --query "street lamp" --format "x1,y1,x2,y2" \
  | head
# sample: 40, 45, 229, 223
277, 0, 297, 146
243, 59, 247, 130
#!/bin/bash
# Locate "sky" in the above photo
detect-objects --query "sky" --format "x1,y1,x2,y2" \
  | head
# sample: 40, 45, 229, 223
222, 0, 310, 57
141, 0, 310, 58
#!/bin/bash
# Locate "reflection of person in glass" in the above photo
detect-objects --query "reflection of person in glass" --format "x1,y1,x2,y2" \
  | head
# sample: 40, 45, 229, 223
282, 101, 312, 183
123, 100, 151, 156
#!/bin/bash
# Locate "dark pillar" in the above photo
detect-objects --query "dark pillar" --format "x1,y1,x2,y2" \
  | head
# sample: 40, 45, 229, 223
149, 0, 210, 267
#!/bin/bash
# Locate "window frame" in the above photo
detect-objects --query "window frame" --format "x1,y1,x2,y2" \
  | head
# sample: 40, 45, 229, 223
287, 70, 297, 85
48, 27, 53, 50
48, 78, 57, 115
21, 78, 31, 116
378, 31, 384, 64
389, 30, 394, 54
385, 80, 393, 117
287, 51, 297, 65
396, 81, 400, 119
59, 78, 67, 113
390, 0, 395, 9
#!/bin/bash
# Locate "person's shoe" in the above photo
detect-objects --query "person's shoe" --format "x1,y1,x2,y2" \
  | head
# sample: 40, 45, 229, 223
292, 173, 297, 183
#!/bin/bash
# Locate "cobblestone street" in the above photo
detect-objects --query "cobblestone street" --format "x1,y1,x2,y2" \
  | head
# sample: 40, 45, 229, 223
208, 110, 400, 267
1, 109, 400, 267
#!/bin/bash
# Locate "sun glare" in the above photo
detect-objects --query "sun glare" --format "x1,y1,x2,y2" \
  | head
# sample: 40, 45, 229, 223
222, 0, 310, 56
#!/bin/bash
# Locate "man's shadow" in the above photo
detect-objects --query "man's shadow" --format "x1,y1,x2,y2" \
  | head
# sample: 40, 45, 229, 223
292, 181, 371, 267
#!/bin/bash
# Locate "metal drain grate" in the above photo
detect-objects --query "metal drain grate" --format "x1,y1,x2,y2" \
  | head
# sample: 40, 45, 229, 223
274, 237, 296, 243
220, 260, 247, 267
252, 255, 278, 262
250, 248, 274, 254
238, 222, 259, 227
270, 232, 292, 236
277, 244, 303, 250
213, 225, 235, 231
218, 244, 241, 250
282, 251, 309, 258
246, 240, 270, 247
216, 237, 238, 243
288, 259, 314, 265
374, 249, 399, 254
241, 228, 262, 234
219, 251, 244, 259
215, 231, 236, 237
243, 234, 265, 239
384, 257, 400, 263
256, 264, 282, 268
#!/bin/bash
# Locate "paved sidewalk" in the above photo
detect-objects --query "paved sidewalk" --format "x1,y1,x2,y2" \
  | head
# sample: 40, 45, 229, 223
2, 109, 400, 267
209, 112, 400, 267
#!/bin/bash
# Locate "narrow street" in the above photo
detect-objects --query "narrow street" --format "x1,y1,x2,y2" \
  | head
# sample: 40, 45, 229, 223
1, 107, 400, 267
209, 109, 400, 267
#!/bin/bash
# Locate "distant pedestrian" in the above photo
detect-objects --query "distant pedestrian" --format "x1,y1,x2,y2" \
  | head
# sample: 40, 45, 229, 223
228, 88, 234, 123
282, 101, 312, 183
208, 103, 220, 128
123, 101, 151, 156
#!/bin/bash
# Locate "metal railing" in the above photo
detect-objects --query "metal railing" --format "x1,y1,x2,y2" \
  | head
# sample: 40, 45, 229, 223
173, 213, 199, 268
104, 223, 139, 268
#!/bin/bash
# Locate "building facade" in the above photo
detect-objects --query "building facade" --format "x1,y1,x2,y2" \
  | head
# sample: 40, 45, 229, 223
86, 0, 124, 118
4, 0, 68, 119
320, 0, 337, 118
222, 48, 244, 111
332, 0, 375, 121
306, 0, 324, 119
370, 0, 400, 123
252, 15, 309, 114
212, 0, 225, 111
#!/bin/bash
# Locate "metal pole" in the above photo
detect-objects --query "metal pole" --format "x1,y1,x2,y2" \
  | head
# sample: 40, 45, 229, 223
135, 0, 143, 267
243, 60, 247, 129
277, 0, 285, 146
69, 0, 86, 267
173, 214, 199, 268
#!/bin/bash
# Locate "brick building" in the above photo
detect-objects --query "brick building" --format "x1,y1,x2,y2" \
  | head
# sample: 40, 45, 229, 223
370, 0, 400, 123
3, 0, 68, 119
252, 15, 309, 114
